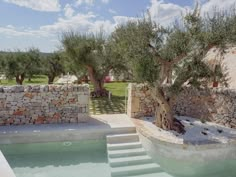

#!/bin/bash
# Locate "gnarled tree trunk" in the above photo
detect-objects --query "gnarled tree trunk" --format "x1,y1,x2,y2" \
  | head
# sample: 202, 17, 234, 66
87, 66, 106, 90
48, 74, 55, 84
151, 87, 185, 134
16, 74, 25, 85
93, 79, 104, 91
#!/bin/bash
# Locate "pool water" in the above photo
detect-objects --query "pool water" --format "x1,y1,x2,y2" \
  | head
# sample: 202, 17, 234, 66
156, 155, 236, 177
1, 140, 235, 177
0, 140, 110, 177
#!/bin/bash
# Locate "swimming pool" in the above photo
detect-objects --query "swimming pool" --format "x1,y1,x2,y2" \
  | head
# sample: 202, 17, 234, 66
0, 140, 110, 177
1, 139, 235, 177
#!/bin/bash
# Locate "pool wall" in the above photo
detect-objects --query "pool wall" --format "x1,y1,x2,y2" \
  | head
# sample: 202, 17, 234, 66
138, 130, 236, 177
0, 84, 89, 126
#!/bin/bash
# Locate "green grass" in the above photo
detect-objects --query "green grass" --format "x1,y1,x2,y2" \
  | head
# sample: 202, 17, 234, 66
89, 82, 129, 115
89, 82, 128, 97
104, 82, 129, 97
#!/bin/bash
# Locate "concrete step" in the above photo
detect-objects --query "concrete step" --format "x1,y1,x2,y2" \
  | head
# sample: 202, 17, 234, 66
108, 148, 146, 158
109, 155, 152, 167
111, 163, 161, 177
106, 133, 139, 144
107, 142, 142, 150
127, 172, 174, 177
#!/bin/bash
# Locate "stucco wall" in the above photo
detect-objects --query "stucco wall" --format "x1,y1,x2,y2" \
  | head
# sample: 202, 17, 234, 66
0, 84, 89, 125
127, 83, 236, 128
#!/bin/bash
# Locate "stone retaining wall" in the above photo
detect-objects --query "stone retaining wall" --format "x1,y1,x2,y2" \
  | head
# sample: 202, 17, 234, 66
127, 83, 236, 128
0, 85, 89, 125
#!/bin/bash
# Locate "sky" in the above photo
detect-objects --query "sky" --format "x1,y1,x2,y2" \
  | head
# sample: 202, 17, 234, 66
0, 0, 235, 52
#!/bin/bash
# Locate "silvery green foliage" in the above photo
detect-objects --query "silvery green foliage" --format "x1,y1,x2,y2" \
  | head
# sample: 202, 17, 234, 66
61, 31, 128, 84
0, 48, 41, 84
112, 6, 235, 94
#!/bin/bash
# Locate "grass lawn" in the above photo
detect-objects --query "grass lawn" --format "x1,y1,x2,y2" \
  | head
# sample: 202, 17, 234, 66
89, 82, 129, 115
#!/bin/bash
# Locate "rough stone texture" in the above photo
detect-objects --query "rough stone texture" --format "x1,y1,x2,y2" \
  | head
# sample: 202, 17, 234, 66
127, 83, 236, 129
0, 84, 89, 126
127, 84, 156, 118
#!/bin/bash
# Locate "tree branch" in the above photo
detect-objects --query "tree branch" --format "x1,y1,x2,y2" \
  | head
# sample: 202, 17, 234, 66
148, 44, 166, 65
171, 53, 187, 65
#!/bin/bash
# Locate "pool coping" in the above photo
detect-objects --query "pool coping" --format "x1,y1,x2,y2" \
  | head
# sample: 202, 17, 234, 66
0, 151, 16, 177
0, 114, 136, 144
131, 118, 236, 150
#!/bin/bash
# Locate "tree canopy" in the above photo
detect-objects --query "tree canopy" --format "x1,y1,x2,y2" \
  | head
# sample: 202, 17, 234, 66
0, 48, 41, 85
41, 52, 65, 84
61, 31, 127, 96
111, 6, 235, 133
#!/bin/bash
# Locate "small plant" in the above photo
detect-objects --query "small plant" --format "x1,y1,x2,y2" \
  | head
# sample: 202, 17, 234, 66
200, 118, 206, 124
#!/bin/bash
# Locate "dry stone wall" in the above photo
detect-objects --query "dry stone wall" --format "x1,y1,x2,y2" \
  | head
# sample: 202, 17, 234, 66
0, 84, 89, 126
127, 84, 156, 118
127, 83, 236, 129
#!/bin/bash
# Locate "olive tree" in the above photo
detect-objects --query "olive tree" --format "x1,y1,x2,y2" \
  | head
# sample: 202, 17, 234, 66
112, 7, 232, 133
64, 55, 88, 84
61, 32, 127, 96
2, 48, 41, 85
41, 52, 65, 84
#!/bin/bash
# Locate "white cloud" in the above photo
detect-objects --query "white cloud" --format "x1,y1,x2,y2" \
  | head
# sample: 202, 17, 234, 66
148, 0, 236, 27
75, 0, 94, 6
113, 16, 139, 25
0, 12, 135, 40
40, 12, 97, 34
109, 9, 117, 14
0, 25, 50, 37
148, 0, 188, 27
64, 4, 75, 18
201, 0, 236, 16
88, 20, 114, 34
101, 0, 109, 4
3, 0, 61, 12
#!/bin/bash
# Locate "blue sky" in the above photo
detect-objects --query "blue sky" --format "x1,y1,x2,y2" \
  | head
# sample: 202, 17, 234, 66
0, 0, 235, 52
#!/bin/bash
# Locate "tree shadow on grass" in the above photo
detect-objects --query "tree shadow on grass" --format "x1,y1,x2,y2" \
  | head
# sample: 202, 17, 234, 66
90, 96, 126, 115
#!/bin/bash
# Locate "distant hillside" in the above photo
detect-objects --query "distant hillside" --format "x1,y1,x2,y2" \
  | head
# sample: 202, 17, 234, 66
0, 51, 52, 57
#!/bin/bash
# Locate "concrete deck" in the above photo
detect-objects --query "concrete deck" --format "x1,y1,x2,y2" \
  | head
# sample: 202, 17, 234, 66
0, 114, 135, 144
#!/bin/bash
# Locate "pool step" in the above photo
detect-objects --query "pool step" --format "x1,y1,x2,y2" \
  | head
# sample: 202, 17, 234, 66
106, 133, 139, 144
110, 163, 162, 177
109, 155, 152, 167
107, 142, 142, 150
128, 172, 175, 177
108, 148, 146, 158
106, 133, 166, 177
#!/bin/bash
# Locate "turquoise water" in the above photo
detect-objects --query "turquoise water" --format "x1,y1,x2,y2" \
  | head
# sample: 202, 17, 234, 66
0, 140, 110, 177
0, 140, 235, 177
